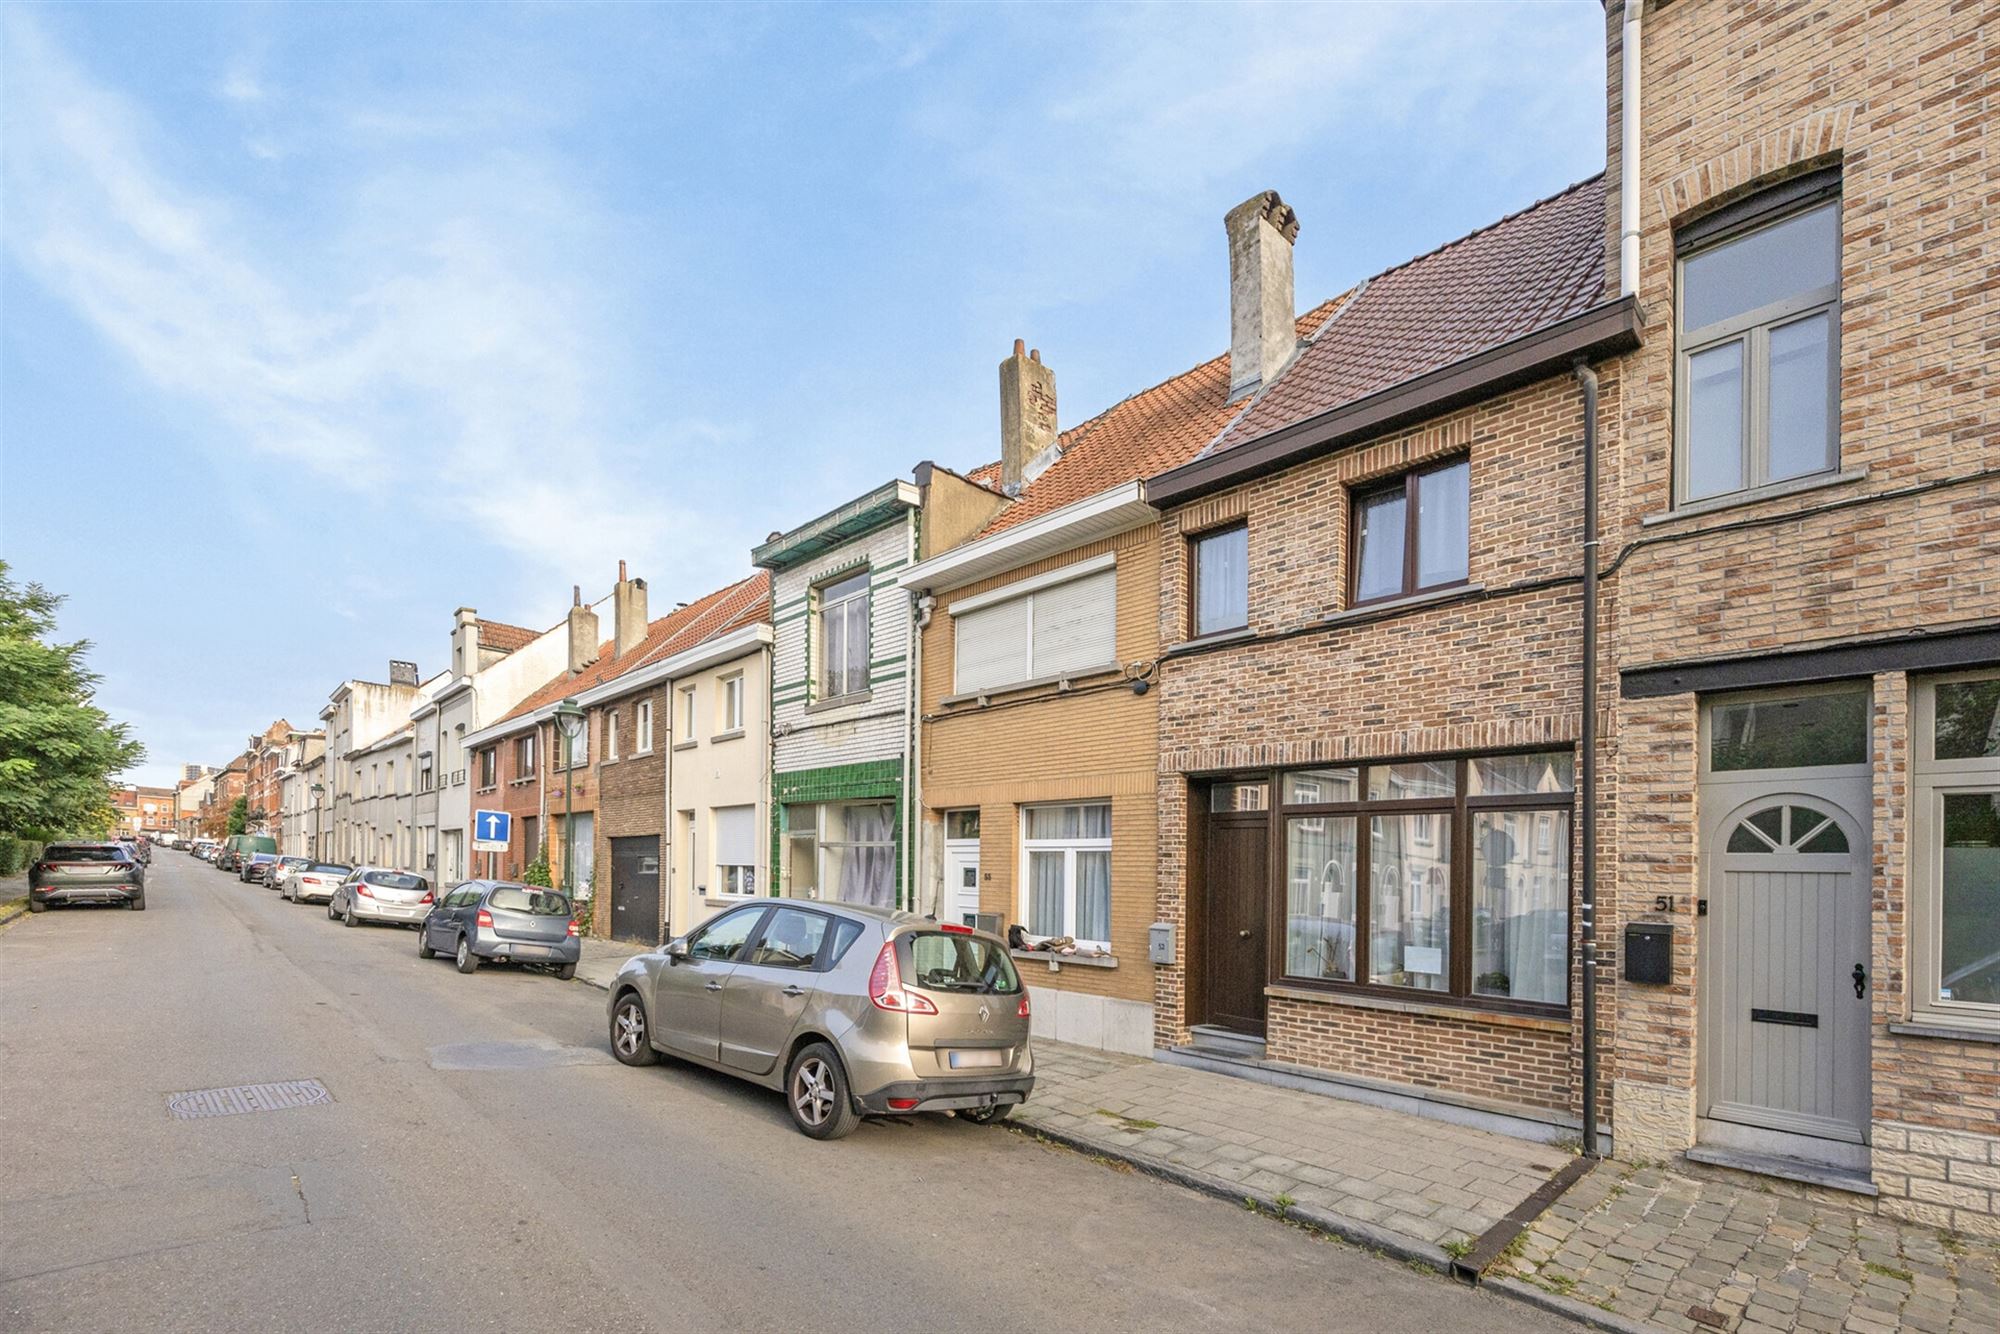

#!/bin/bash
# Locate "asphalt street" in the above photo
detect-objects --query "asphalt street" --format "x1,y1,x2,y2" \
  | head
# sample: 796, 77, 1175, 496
0, 854, 1560, 1333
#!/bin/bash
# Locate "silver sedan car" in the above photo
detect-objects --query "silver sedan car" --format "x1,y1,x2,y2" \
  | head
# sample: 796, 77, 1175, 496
328, 867, 433, 928
606, 903, 1033, 1140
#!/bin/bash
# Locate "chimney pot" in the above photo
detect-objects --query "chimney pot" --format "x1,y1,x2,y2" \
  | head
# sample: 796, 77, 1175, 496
1225, 189, 1301, 403
999, 341, 1058, 495
572, 585, 582, 607
618, 559, 627, 581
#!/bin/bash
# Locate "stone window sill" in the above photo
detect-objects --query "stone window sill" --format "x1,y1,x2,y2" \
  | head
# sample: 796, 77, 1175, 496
509, 778, 537, 787
1263, 982, 1570, 1033
1888, 1020, 2000, 1045
1012, 948, 1118, 970
672, 740, 698, 752
712, 728, 746, 743
943, 664, 1123, 709
631, 748, 654, 758
1321, 582, 1484, 627
805, 691, 872, 715
1640, 467, 1867, 527
1162, 626, 1257, 657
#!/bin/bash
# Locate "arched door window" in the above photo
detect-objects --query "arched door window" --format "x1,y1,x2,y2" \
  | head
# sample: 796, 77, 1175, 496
1723, 802, 1850, 855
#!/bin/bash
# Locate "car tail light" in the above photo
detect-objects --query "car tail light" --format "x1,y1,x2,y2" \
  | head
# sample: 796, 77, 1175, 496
566, 919, 579, 938
476, 909, 493, 928
1018, 993, 1031, 1019
418, 891, 434, 905
356, 882, 375, 898
867, 941, 937, 1015
887, 1097, 920, 1111
939, 922, 973, 934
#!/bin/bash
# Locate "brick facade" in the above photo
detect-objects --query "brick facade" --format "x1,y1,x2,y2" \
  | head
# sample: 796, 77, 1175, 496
591, 681, 666, 938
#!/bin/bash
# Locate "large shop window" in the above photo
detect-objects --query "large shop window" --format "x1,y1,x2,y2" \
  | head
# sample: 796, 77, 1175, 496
1913, 672, 2000, 1029
1675, 172, 1841, 503
818, 570, 871, 700
953, 563, 1116, 694
785, 802, 896, 909
1021, 802, 1112, 948
1281, 751, 1573, 1009
1350, 458, 1470, 606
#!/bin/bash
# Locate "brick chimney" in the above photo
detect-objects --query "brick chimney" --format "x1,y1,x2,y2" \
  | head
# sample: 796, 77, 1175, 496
612, 559, 648, 658
566, 585, 600, 675
999, 339, 1058, 495
1225, 190, 1300, 403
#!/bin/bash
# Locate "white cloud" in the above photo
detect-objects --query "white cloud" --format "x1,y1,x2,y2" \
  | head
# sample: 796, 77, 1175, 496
1, 11, 744, 604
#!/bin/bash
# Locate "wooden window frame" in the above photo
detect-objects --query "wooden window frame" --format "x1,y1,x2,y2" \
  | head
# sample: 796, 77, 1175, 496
1346, 456, 1471, 609
1188, 520, 1250, 639
1270, 747, 1575, 1018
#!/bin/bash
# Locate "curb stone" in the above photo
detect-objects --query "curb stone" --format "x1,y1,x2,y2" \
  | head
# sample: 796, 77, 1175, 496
0, 901, 28, 929
1007, 1117, 1456, 1273
1484, 1276, 1662, 1334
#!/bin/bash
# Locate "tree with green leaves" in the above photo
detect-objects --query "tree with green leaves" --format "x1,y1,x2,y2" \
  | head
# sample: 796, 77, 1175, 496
226, 796, 250, 836
0, 562, 144, 840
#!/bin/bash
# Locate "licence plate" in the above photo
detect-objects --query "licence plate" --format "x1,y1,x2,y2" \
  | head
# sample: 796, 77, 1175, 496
947, 1049, 1005, 1070
513, 945, 552, 959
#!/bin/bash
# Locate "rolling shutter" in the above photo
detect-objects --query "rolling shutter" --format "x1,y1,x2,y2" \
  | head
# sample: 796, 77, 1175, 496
714, 805, 756, 868
954, 597, 1031, 693
1030, 568, 1115, 677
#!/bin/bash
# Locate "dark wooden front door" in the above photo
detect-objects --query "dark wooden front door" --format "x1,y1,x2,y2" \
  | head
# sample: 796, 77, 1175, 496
1203, 811, 1270, 1036
609, 835, 662, 943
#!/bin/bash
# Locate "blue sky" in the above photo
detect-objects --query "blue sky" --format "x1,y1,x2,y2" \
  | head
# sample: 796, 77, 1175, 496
1, 2, 1605, 787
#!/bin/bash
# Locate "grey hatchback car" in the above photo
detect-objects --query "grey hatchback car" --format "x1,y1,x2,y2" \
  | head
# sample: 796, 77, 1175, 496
419, 880, 580, 978
606, 903, 1032, 1140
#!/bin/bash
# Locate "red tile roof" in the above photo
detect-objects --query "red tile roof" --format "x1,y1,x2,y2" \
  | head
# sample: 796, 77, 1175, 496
1207, 176, 1607, 455
495, 572, 771, 725
478, 619, 541, 654
973, 298, 1346, 536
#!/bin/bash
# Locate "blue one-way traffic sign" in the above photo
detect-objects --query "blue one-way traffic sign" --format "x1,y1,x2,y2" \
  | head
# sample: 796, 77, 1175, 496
472, 809, 512, 852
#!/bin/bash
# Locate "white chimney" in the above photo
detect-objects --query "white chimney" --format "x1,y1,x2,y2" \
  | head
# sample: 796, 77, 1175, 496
1225, 190, 1300, 402
612, 559, 648, 658
452, 607, 477, 679
999, 339, 1058, 495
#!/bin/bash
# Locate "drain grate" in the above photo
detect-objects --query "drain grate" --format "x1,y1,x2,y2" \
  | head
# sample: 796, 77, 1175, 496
166, 1079, 333, 1120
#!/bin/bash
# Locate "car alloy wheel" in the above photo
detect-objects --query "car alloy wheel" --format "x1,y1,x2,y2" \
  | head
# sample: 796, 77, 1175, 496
792, 1057, 836, 1128
784, 1042, 858, 1139
455, 935, 479, 974
610, 996, 655, 1066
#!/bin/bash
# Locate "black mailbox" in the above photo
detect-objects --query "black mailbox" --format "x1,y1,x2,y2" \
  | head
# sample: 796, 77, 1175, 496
1624, 922, 1674, 985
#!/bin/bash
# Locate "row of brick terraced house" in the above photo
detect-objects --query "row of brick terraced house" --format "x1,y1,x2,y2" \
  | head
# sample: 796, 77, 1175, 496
195, 1, 2000, 1234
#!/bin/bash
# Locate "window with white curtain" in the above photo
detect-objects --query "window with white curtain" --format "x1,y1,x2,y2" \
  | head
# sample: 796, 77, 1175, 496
821, 802, 896, 909
1020, 801, 1112, 948
635, 700, 653, 753
713, 804, 757, 897
817, 570, 871, 699
954, 565, 1116, 694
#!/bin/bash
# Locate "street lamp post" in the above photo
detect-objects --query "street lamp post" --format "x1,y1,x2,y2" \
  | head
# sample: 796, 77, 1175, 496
311, 782, 325, 859
553, 699, 586, 901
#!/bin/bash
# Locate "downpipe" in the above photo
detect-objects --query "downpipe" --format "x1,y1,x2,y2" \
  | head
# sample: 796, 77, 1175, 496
1574, 360, 1602, 1160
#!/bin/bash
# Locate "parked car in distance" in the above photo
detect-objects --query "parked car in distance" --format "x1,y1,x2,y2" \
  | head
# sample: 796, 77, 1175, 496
606, 905, 1033, 1140
267, 856, 313, 894
283, 862, 351, 904
219, 834, 276, 873
328, 867, 432, 928
419, 881, 580, 979
213, 845, 240, 872
27, 843, 146, 912
117, 838, 148, 867
239, 852, 281, 885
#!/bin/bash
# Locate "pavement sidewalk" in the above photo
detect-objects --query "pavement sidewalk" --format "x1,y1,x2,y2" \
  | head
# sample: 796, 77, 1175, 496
574, 935, 649, 991
0, 872, 28, 926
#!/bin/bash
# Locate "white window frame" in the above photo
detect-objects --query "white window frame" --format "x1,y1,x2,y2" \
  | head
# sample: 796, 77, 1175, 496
713, 804, 758, 899
635, 700, 654, 754
816, 569, 872, 701
604, 710, 619, 763
950, 554, 1118, 695
678, 686, 697, 743
720, 673, 745, 734
1910, 670, 2000, 1034
1017, 801, 1113, 950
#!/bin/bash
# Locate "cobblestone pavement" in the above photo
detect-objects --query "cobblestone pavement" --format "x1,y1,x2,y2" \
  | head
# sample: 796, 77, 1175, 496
1016, 1042, 1568, 1250
1498, 1159, 2000, 1333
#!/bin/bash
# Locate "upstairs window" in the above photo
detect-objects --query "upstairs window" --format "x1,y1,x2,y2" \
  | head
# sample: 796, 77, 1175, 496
477, 747, 497, 788
953, 560, 1116, 694
516, 733, 536, 779
818, 570, 871, 700
1191, 523, 1249, 638
720, 673, 745, 733
1676, 172, 1841, 503
604, 710, 619, 762
1350, 458, 1469, 606
679, 686, 697, 742
635, 699, 654, 753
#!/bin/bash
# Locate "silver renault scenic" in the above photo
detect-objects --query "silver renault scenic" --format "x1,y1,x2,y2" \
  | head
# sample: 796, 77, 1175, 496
606, 902, 1033, 1139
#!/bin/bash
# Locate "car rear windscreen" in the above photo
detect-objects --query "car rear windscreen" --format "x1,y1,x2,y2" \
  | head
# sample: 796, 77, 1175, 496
364, 871, 427, 891
310, 864, 351, 874
907, 932, 1022, 995
489, 888, 570, 916
45, 845, 125, 862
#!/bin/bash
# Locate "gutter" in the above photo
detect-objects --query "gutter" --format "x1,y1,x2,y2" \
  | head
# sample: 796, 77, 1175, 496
896, 481, 1152, 597
1620, 0, 1642, 298
1573, 361, 1602, 1162
1146, 297, 1642, 507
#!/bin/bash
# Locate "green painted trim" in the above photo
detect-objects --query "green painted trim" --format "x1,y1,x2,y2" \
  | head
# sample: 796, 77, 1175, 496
868, 654, 907, 670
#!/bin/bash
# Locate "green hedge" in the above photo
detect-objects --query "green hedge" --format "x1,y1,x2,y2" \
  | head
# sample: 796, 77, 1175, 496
0, 837, 46, 876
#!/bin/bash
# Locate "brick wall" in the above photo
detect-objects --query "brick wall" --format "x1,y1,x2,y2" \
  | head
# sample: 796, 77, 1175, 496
592, 682, 667, 937
1155, 370, 1617, 1121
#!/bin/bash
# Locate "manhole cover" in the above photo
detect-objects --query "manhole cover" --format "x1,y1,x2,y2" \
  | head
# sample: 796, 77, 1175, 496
166, 1079, 333, 1120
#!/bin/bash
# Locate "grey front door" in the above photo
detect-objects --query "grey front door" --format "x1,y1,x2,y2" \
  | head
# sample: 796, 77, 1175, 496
1699, 784, 1872, 1143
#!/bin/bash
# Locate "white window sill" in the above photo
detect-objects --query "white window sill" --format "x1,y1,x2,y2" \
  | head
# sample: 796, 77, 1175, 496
806, 691, 872, 715
672, 740, 697, 752
600, 755, 618, 766
943, 664, 1123, 708
703, 895, 760, 908
1642, 467, 1867, 526
1012, 948, 1118, 970
631, 747, 654, 758
712, 728, 746, 743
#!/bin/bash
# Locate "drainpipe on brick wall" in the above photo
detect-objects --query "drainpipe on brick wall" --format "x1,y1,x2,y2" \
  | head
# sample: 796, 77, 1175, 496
1619, 0, 1642, 297
1574, 359, 1602, 1159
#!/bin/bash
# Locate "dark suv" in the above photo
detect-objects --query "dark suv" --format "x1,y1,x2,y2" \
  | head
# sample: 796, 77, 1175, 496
28, 843, 146, 911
